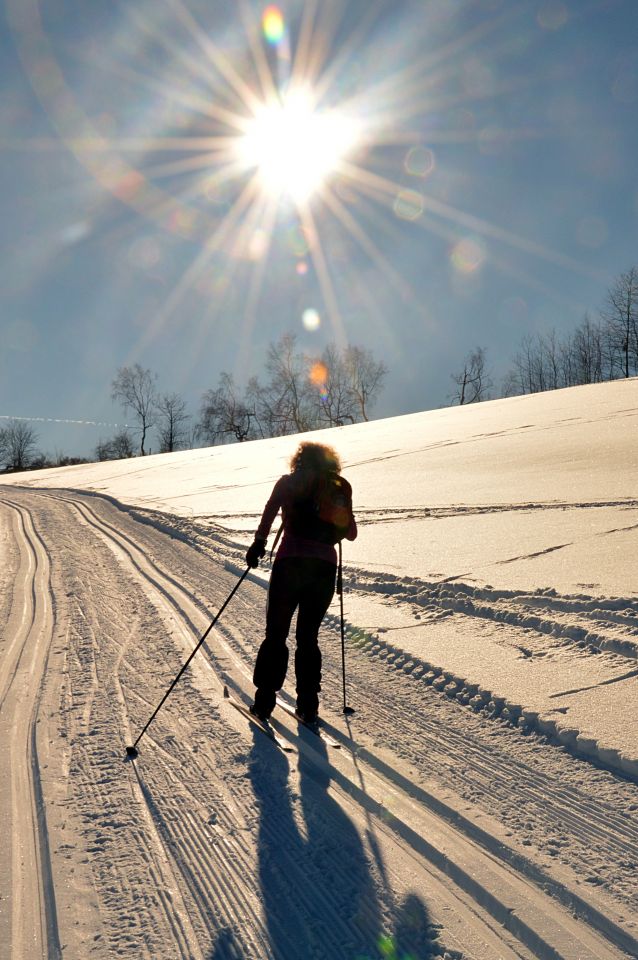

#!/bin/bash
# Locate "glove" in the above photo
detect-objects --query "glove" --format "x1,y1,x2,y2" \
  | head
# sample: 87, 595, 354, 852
246, 538, 266, 568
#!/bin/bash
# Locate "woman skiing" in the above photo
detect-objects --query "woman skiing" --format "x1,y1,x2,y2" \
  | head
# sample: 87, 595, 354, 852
245, 441, 357, 723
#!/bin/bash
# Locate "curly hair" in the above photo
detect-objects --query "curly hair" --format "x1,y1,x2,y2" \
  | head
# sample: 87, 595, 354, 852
290, 441, 341, 474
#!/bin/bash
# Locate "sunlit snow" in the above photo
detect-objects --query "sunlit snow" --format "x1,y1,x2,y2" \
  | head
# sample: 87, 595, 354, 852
4, 379, 637, 778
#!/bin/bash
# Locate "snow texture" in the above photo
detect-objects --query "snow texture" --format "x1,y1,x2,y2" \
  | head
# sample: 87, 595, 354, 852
6, 379, 637, 777
1, 379, 638, 960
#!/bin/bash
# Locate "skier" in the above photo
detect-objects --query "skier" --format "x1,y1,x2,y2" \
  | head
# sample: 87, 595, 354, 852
245, 441, 357, 723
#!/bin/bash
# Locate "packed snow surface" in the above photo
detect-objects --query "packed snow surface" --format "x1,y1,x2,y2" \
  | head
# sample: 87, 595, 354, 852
5, 380, 637, 775
2, 379, 638, 960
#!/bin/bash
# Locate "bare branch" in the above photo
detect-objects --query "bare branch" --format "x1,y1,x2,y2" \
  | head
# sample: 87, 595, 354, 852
111, 364, 158, 455
0, 419, 39, 471
449, 347, 492, 404
156, 392, 191, 453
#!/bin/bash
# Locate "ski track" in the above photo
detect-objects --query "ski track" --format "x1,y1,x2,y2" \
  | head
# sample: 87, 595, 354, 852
346, 567, 638, 662
1, 488, 637, 959
0, 498, 61, 960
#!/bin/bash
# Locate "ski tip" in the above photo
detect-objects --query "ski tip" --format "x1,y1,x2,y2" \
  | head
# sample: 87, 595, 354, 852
125, 745, 138, 760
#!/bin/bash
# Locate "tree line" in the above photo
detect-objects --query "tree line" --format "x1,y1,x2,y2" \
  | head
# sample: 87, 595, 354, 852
3, 266, 635, 471
450, 266, 638, 404
104, 333, 385, 458
198, 335, 385, 446
0, 420, 44, 472
0, 334, 386, 472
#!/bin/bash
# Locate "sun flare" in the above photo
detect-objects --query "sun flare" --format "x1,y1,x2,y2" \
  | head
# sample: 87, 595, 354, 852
7, 0, 586, 363
238, 90, 359, 204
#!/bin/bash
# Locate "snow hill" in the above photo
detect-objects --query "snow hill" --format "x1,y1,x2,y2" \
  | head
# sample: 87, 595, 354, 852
4, 379, 638, 780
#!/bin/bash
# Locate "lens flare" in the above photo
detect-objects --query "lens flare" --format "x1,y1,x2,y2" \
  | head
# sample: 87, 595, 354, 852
303, 308, 321, 331
114, 170, 145, 201
393, 189, 424, 222
405, 146, 435, 178
378, 934, 397, 958
8, 0, 596, 361
450, 236, 486, 273
309, 360, 328, 389
262, 6, 285, 45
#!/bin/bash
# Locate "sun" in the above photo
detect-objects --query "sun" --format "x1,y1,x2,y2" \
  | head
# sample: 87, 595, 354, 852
237, 89, 359, 204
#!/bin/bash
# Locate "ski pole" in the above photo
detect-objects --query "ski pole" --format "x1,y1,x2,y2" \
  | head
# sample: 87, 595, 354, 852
125, 566, 251, 758
338, 541, 355, 715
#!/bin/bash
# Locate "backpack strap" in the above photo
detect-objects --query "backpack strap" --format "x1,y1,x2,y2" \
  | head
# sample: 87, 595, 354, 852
269, 524, 283, 560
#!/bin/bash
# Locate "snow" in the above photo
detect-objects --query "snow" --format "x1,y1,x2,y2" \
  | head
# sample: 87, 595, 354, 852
5, 380, 637, 776
2, 379, 638, 959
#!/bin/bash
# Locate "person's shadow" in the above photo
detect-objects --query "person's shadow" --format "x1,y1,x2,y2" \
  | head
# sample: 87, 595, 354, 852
207, 724, 436, 959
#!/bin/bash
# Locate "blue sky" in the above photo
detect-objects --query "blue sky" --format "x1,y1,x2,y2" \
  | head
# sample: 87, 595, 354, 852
1, 0, 637, 457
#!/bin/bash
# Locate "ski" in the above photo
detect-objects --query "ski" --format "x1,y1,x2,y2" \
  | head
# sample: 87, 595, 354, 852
276, 697, 341, 748
223, 687, 294, 752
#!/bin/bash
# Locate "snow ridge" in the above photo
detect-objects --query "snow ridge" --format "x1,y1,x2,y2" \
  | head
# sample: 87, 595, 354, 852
352, 568, 638, 660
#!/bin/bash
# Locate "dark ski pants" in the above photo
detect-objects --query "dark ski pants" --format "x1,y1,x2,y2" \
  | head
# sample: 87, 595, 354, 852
253, 556, 336, 717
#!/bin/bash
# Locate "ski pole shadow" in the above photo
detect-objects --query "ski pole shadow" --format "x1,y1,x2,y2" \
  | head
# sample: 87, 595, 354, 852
341, 714, 438, 960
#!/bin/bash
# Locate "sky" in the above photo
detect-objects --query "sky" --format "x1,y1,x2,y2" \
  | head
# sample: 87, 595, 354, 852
1, 0, 637, 458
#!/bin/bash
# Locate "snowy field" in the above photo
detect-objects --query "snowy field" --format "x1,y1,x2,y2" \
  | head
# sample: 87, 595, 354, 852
1, 380, 638, 959
5, 379, 638, 773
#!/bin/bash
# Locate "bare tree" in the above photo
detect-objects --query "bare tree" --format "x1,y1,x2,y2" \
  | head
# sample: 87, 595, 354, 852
314, 344, 357, 427
604, 267, 638, 378
156, 392, 191, 453
542, 329, 562, 390
503, 332, 565, 396
244, 376, 269, 439
450, 346, 492, 404
263, 333, 314, 435
185, 422, 203, 450
508, 337, 533, 396
112, 430, 135, 459
257, 336, 387, 433
199, 373, 256, 444
95, 430, 135, 461
197, 335, 388, 445
570, 315, 603, 385
600, 318, 620, 382
501, 266, 638, 399
111, 364, 157, 455
343, 345, 387, 421
94, 439, 111, 462
505, 317, 611, 398
0, 419, 39, 471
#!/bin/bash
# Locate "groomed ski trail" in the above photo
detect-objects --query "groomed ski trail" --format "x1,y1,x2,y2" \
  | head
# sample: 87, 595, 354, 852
0, 498, 60, 960
1, 487, 636, 960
